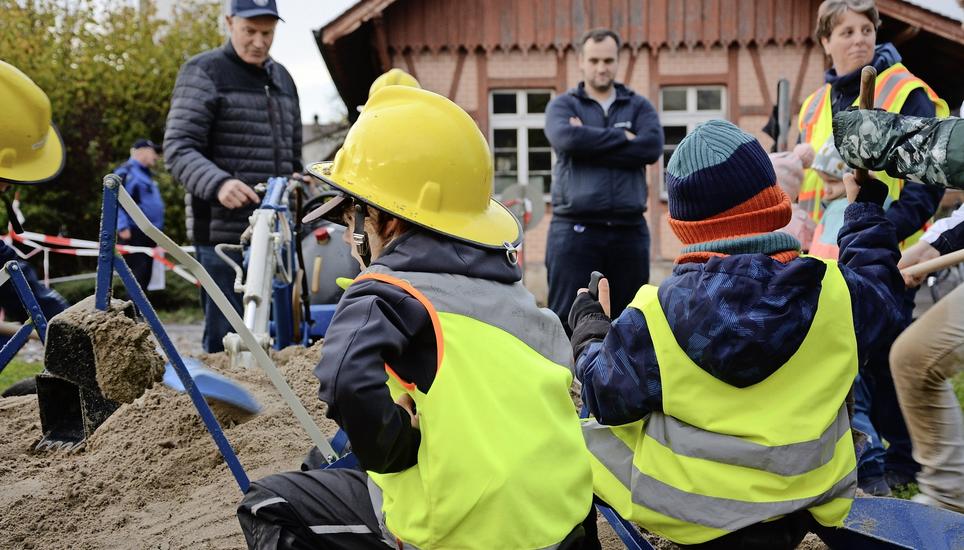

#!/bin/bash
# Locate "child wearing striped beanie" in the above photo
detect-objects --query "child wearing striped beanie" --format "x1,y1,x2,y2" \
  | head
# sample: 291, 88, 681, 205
665, 119, 802, 264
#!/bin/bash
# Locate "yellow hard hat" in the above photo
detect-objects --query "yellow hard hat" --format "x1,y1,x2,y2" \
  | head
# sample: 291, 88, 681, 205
0, 61, 65, 185
368, 68, 420, 98
306, 86, 521, 249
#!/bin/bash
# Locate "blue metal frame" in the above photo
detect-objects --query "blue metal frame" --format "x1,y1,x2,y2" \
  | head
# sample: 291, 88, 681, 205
0, 261, 49, 376
113, 253, 251, 492
94, 175, 120, 311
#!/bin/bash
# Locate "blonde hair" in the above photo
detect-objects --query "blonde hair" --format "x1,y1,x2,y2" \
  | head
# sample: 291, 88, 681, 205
815, 0, 880, 41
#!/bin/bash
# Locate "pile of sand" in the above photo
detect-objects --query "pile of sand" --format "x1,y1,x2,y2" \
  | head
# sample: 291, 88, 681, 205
0, 342, 336, 549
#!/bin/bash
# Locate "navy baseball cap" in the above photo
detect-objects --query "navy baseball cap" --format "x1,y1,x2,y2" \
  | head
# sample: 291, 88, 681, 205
132, 138, 161, 152
231, 0, 283, 20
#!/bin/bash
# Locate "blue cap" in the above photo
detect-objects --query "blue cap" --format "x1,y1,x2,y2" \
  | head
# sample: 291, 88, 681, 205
132, 138, 160, 152
231, 0, 282, 21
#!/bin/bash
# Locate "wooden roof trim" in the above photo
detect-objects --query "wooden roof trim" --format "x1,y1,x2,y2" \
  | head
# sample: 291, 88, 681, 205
322, 0, 399, 45
877, 0, 964, 45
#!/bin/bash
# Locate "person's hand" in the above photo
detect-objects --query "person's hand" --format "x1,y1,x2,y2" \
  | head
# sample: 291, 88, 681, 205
217, 179, 260, 209
569, 116, 583, 127
291, 171, 312, 184
793, 143, 815, 169
580, 276, 610, 318
898, 241, 941, 288
117, 228, 132, 241
769, 152, 805, 200
397, 393, 419, 429
624, 130, 636, 140
843, 172, 889, 206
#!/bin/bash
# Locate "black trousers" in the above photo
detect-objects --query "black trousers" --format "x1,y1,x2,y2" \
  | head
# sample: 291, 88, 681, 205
238, 468, 597, 549
546, 220, 650, 333
238, 469, 392, 550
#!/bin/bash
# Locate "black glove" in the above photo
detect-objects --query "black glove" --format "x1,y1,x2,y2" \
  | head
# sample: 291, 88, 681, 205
568, 291, 611, 361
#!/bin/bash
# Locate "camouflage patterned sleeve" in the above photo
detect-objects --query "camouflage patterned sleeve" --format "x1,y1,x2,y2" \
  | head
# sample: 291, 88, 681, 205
832, 109, 964, 190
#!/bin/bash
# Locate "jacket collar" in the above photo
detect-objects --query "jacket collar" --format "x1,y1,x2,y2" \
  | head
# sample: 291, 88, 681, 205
221, 40, 276, 84
126, 157, 152, 176
572, 82, 634, 103
824, 42, 900, 97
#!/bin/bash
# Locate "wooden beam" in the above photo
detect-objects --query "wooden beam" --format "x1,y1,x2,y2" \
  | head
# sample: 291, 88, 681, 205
488, 77, 558, 89
658, 73, 730, 86
476, 49, 488, 137
555, 48, 568, 93
748, 45, 772, 108
371, 15, 391, 72
402, 49, 418, 80
740, 105, 772, 117
876, 0, 964, 45
322, 0, 399, 44
791, 42, 814, 111
623, 48, 638, 87
728, 45, 739, 123
448, 48, 467, 100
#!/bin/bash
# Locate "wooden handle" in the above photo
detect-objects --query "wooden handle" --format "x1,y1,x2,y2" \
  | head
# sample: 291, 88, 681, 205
311, 256, 322, 295
855, 65, 877, 185
902, 248, 964, 278
0, 321, 39, 340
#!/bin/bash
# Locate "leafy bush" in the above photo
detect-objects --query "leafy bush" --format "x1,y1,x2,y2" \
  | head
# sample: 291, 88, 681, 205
0, 0, 222, 277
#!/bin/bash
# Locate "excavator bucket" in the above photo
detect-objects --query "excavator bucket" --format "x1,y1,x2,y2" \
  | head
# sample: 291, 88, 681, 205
35, 296, 163, 451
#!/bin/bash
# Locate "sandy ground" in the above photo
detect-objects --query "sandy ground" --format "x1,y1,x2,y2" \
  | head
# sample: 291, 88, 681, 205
0, 342, 336, 549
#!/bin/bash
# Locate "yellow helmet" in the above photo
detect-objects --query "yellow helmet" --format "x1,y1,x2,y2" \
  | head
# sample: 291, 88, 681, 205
0, 61, 65, 185
357, 68, 421, 113
368, 68, 420, 97
306, 86, 521, 249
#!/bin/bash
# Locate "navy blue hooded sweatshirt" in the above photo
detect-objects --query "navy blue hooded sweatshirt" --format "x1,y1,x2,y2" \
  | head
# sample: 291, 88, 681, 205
544, 82, 663, 224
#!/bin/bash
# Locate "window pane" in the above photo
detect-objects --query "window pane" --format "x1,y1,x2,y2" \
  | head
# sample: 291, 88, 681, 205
527, 92, 551, 113
663, 149, 676, 168
494, 129, 518, 149
528, 151, 551, 172
697, 88, 722, 111
663, 125, 687, 145
493, 92, 517, 114
528, 128, 549, 148
661, 89, 687, 111
494, 152, 518, 174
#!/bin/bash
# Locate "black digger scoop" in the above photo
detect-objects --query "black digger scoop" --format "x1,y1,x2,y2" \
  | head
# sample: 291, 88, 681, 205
35, 296, 165, 451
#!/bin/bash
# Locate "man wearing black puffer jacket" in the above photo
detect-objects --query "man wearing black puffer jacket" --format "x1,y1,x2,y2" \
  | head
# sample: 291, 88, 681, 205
164, 0, 302, 353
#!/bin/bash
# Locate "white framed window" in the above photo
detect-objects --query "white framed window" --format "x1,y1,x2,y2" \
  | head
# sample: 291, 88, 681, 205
658, 86, 727, 199
489, 90, 554, 196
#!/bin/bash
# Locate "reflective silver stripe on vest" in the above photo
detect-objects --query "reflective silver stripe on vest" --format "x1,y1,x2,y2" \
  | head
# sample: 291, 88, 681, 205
874, 69, 914, 109
644, 406, 850, 477
363, 266, 573, 371
801, 86, 828, 139
583, 419, 857, 531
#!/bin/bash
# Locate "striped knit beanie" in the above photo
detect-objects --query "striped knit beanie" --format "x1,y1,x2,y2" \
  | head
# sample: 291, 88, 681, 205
666, 119, 791, 245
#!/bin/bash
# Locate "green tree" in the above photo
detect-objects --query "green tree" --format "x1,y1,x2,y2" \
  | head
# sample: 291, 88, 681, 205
0, 0, 222, 275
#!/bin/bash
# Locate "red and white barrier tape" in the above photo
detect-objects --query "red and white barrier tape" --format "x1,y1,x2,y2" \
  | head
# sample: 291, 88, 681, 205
4, 230, 199, 286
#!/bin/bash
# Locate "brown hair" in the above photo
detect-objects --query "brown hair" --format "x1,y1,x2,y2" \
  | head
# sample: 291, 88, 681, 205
815, 0, 880, 41
367, 206, 410, 241
579, 28, 622, 51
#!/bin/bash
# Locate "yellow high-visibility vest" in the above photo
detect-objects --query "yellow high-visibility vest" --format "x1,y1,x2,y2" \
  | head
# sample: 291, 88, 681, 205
798, 63, 949, 249
357, 268, 593, 549
583, 258, 858, 545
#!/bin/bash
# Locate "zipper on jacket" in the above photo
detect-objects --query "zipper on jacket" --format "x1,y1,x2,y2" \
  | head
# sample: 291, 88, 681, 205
265, 84, 282, 176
